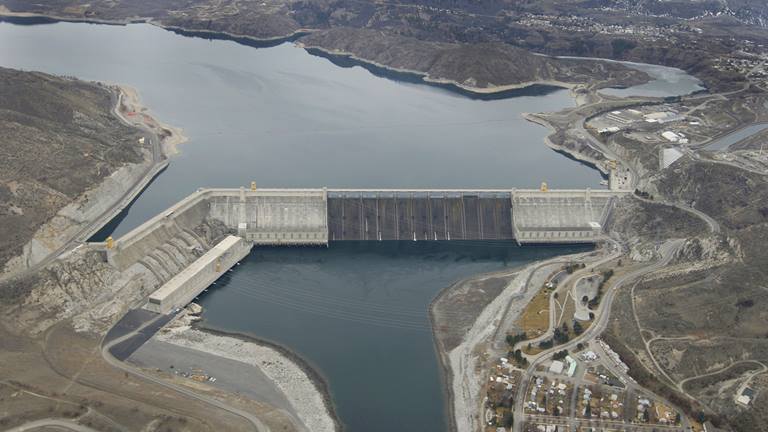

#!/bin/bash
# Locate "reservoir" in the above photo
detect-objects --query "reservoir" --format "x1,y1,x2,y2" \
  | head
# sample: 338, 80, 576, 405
0, 21, 694, 432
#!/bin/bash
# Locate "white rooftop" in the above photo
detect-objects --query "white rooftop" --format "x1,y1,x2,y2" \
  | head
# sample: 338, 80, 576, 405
549, 360, 564, 374
149, 235, 242, 302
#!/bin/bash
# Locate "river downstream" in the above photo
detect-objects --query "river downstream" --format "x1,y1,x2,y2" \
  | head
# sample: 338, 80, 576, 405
0, 20, 700, 432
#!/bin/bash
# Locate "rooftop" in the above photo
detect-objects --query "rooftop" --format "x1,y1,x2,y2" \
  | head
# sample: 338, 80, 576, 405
148, 235, 242, 302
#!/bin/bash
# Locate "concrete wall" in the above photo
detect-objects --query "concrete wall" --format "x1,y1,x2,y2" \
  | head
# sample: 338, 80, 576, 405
107, 190, 210, 270
145, 235, 251, 314
208, 188, 328, 245
511, 189, 624, 243
102, 187, 627, 275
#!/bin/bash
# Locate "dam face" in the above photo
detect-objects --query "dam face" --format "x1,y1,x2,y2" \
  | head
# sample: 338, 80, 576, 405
327, 191, 514, 241
95, 186, 625, 313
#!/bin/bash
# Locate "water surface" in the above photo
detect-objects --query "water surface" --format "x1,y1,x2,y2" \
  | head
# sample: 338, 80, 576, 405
0, 21, 698, 432
199, 242, 591, 432
703, 123, 768, 151
0, 21, 604, 238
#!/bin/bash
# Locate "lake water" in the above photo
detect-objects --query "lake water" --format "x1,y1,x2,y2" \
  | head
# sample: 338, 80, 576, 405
0, 21, 696, 432
0, 21, 604, 239
551, 56, 705, 98
703, 122, 768, 151
598, 60, 705, 98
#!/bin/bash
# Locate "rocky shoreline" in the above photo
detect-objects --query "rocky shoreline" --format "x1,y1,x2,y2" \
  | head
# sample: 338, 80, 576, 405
429, 253, 595, 432
154, 311, 341, 432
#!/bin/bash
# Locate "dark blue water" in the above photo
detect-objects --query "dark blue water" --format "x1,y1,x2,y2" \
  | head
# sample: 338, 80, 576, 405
0, 21, 604, 239
199, 241, 591, 431
4, 21, 704, 432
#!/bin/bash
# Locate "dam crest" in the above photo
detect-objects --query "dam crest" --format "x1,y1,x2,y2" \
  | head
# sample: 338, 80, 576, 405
93, 186, 627, 313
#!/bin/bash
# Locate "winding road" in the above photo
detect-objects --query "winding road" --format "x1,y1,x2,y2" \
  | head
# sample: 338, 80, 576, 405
0, 88, 166, 286
511, 239, 686, 432
100, 314, 270, 432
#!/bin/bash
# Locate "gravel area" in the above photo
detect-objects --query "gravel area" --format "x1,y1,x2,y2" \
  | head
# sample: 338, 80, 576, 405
155, 316, 337, 432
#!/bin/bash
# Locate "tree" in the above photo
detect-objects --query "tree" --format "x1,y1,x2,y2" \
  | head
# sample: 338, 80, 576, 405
573, 321, 584, 335
581, 295, 589, 304
502, 412, 514, 428
506, 332, 527, 347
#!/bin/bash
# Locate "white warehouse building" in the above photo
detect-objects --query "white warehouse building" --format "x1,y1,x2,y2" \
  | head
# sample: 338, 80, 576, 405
145, 235, 251, 314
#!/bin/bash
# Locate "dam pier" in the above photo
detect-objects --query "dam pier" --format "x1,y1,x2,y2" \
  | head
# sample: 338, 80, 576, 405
95, 185, 627, 314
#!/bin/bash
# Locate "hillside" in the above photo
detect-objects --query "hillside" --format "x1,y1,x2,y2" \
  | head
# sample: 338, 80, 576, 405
0, 68, 146, 270
300, 28, 649, 91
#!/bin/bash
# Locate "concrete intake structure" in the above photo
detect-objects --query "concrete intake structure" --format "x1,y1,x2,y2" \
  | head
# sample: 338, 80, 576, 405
105, 187, 625, 273
94, 186, 626, 313
145, 235, 251, 314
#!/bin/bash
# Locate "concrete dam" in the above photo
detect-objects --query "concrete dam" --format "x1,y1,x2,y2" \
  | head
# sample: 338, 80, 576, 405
97, 186, 626, 314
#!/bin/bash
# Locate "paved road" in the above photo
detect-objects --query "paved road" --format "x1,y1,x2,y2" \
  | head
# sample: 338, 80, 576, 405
3, 419, 101, 432
513, 239, 623, 351
512, 239, 686, 432
101, 314, 270, 432
0, 89, 165, 286
633, 194, 720, 234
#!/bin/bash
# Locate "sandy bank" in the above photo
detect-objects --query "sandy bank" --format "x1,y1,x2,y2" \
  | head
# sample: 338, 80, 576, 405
431, 253, 592, 432
113, 84, 187, 156
156, 318, 338, 432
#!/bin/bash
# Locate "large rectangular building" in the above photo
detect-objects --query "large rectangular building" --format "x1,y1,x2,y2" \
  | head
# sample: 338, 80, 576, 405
145, 235, 250, 314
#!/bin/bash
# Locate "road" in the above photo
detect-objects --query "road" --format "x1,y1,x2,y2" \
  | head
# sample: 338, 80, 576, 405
511, 239, 686, 432
633, 194, 721, 234
100, 313, 270, 432
3, 418, 101, 432
513, 239, 623, 351
0, 88, 166, 286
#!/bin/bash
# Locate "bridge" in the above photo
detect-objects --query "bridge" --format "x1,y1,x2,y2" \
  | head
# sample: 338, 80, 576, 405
91, 186, 627, 314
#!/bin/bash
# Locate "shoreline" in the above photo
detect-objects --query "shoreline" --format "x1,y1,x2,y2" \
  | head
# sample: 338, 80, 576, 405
0, 9, 311, 47
301, 44, 572, 100
0, 9, 573, 99
428, 262, 533, 432
428, 251, 597, 432
522, 112, 611, 178
0, 80, 184, 279
184, 319, 343, 431
112, 84, 188, 156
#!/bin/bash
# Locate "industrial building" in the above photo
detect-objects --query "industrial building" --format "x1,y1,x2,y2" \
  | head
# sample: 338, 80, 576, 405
145, 235, 251, 314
